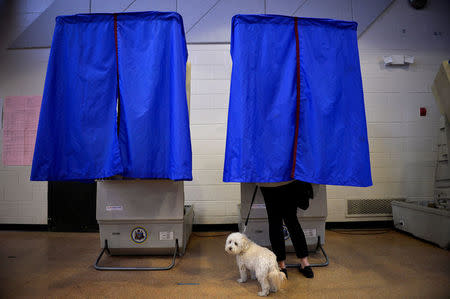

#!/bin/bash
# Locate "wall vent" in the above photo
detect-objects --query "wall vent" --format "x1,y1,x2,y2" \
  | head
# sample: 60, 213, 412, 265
346, 199, 405, 217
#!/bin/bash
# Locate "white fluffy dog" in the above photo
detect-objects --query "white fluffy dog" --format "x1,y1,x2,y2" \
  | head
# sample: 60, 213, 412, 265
225, 232, 286, 296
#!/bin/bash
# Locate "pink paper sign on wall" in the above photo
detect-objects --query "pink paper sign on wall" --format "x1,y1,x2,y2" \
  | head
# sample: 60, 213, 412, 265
2, 96, 42, 166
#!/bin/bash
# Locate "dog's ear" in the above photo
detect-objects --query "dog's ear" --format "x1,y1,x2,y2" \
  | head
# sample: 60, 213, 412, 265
241, 234, 251, 251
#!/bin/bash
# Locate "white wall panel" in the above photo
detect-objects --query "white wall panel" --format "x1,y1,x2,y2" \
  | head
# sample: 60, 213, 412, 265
178, 0, 219, 33
92, 0, 177, 13
190, 109, 227, 124
191, 140, 226, 155
352, 0, 394, 36
358, 0, 450, 49
191, 124, 227, 139
8, 0, 54, 13
192, 155, 225, 170
91, 0, 132, 13
125, 0, 176, 12
184, 0, 264, 42
9, 0, 90, 48
9, 0, 395, 46
191, 79, 230, 94
294, 0, 352, 21
266, 0, 302, 16
187, 170, 224, 186
371, 138, 406, 153
185, 185, 239, 201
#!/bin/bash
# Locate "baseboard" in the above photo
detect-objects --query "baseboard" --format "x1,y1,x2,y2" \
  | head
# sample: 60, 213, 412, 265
326, 221, 393, 229
0, 222, 393, 232
1, 223, 239, 233
48, 224, 99, 232
0, 224, 49, 231
0, 224, 99, 232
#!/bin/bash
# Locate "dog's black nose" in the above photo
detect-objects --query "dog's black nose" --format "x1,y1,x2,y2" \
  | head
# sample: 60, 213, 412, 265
228, 247, 232, 251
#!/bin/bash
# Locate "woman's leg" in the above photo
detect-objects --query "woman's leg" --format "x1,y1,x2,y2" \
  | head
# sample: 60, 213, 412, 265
282, 205, 309, 264
260, 186, 286, 266
281, 183, 310, 267
280, 183, 314, 278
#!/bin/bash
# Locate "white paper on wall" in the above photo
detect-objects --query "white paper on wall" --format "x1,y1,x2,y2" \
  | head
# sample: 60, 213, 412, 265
2, 96, 42, 166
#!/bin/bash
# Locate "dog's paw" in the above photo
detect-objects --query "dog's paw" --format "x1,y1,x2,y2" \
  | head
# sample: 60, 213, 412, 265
237, 278, 247, 283
257, 291, 269, 297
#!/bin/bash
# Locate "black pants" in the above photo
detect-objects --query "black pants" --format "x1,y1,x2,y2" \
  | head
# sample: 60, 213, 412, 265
260, 182, 309, 261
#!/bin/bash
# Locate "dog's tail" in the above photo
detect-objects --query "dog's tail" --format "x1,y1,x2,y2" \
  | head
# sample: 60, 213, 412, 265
268, 268, 287, 292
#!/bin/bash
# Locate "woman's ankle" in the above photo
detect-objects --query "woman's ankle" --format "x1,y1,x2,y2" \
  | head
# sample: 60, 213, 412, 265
278, 260, 286, 269
300, 257, 310, 268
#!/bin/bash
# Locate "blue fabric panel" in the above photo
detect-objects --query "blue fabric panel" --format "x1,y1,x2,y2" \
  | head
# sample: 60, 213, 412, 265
31, 14, 123, 180
224, 15, 297, 183
116, 12, 192, 180
223, 15, 372, 187
295, 18, 371, 186
31, 12, 192, 181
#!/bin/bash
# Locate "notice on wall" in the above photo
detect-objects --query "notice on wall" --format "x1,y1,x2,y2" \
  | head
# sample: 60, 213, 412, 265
2, 96, 42, 166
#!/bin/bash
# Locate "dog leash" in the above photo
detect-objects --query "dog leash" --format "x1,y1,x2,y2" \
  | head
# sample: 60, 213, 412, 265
242, 185, 259, 234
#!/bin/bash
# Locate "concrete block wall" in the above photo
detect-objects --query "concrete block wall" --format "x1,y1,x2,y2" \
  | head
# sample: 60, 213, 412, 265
327, 50, 446, 221
186, 44, 239, 224
0, 1, 49, 223
0, 47, 48, 223
0, 164, 47, 224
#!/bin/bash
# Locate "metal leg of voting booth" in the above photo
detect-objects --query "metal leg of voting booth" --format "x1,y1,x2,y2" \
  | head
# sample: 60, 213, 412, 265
94, 239, 179, 271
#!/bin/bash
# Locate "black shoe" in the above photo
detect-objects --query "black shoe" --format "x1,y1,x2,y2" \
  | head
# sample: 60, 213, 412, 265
280, 268, 288, 279
299, 266, 314, 278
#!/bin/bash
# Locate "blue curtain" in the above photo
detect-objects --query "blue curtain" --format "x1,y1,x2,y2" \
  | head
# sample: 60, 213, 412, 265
31, 12, 192, 181
223, 15, 372, 187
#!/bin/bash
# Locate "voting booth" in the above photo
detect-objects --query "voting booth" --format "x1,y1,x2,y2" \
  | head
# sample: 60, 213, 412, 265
30, 12, 194, 270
